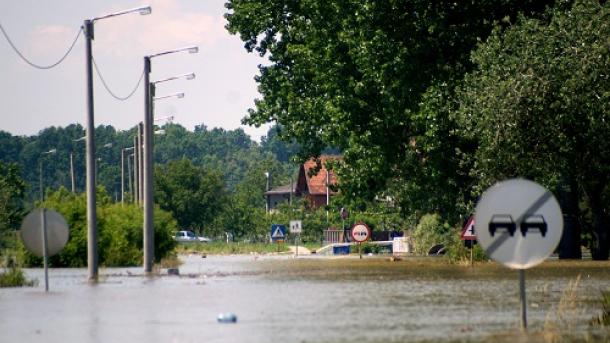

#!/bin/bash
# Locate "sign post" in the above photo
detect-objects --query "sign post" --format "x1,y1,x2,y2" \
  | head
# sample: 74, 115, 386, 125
20, 209, 70, 292
289, 220, 302, 257
351, 222, 371, 259
475, 179, 563, 331
460, 216, 476, 267
270, 224, 287, 253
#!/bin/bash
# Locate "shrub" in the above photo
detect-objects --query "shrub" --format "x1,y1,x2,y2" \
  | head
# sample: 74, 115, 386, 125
22, 188, 177, 267
411, 213, 452, 255
0, 266, 35, 288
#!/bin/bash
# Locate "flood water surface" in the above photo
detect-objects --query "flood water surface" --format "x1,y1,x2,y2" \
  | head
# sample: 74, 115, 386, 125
1, 255, 609, 343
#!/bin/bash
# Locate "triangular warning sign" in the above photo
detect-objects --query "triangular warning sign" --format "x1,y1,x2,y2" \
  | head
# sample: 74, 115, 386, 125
272, 226, 285, 238
460, 216, 476, 240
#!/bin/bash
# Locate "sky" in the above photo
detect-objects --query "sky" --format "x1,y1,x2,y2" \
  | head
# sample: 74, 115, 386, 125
0, 0, 271, 142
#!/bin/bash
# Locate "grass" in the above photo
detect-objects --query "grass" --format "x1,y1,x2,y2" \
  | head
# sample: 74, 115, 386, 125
174, 241, 291, 255
0, 266, 36, 288
591, 291, 610, 327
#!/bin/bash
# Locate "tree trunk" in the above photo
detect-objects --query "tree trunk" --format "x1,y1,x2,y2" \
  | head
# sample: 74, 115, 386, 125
588, 187, 609, 261
557, 175, 582, 259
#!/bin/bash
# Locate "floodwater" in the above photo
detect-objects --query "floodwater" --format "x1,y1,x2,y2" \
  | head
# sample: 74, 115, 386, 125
1, 255, 609, 343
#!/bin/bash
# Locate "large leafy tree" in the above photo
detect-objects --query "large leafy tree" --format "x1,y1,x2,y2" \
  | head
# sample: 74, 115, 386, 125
154, 159, 226, 232
225, 0, 554, 222
0, 161, 26, 249
457, 0, 609, 258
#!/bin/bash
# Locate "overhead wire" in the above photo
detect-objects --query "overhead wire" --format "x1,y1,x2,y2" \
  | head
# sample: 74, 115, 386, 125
0, 22, 82, 70
92, 55, 144, 101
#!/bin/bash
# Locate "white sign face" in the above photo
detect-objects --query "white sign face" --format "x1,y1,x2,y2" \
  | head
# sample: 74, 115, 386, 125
475, 179, 563, 269
20, 209, 70, 257
289, 220, 302, 234
351, 223, 371, 243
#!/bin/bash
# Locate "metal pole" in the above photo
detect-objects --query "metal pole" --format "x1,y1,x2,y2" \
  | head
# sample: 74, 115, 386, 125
519, 269, 527, 330
41, 208, 49, 292
83, 19, 98, 282
138, 122, 144, 204
143, 57, 154, 273
127, 153, 133, 202
121, 149, 125, 204
70, 152, 75, 193
39, 160, 49, 292
326, 170, 329, 222
133, 136, 139, 204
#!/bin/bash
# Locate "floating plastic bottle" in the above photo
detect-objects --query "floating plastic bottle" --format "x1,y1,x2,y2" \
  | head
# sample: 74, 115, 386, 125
217, 313, 237, 323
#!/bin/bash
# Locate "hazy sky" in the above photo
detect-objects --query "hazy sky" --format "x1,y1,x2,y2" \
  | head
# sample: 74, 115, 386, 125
0, 0, 270, 141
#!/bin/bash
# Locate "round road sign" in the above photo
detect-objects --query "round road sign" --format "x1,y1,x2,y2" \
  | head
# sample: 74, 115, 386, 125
475, 179, 563, 269
351, 222, 371, 243
20, 209, 69, 257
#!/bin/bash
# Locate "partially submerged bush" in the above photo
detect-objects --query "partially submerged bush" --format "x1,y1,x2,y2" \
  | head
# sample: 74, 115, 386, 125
0, 266, 35, 288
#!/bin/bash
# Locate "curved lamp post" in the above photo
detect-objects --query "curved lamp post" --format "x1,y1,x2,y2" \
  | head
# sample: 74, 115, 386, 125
142, 47, 197, 273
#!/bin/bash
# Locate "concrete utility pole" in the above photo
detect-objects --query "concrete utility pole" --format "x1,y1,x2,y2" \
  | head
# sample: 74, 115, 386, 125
138, 122, 144, 204
70, 152, 76, 193
143, 56, 154, 273
83, 19, 98, 282
133, 135, 139, 204
142, 46, 197, 274
82, 5, 151, 282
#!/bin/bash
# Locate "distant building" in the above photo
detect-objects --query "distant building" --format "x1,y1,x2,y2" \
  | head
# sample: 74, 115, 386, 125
264, 155, 340, 212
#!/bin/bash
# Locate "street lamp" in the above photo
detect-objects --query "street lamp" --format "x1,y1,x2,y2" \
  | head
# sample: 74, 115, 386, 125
121, 146, 135, 204
39, 148, 56, 292
153, 92, 185, 101
83, 5, 151, 282
142, 46, 198, 274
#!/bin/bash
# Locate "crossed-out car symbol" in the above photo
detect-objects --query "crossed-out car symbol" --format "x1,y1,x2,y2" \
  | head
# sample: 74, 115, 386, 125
488, 214, 547, 237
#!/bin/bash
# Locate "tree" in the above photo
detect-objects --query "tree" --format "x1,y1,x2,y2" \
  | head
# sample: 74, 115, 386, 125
0, 162, 26, 250
456, 0, 610, 259
154, 159, 226, 232
225, 0, 554, 223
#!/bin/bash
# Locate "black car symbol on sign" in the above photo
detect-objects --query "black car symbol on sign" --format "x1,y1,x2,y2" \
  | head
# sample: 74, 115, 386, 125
520, 215, 547, 237
488, 214, 517, 237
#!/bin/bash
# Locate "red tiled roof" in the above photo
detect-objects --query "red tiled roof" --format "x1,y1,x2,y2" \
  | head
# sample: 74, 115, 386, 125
302, 156, 339, 195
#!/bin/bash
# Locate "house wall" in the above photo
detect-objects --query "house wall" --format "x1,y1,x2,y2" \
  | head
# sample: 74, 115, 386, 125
269, 193, 290, 211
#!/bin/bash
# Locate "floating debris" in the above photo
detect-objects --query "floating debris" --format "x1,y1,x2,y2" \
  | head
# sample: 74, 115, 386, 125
217, 313, 237, 323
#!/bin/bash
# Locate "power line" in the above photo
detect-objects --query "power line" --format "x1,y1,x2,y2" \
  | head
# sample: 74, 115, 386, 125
0, 22, 82, 70
92, 56, 144, 101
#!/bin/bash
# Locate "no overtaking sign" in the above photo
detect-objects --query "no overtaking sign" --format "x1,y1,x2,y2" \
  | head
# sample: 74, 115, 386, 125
475, 179, 563, 269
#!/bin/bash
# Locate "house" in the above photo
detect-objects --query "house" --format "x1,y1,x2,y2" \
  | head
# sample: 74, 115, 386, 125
264, 155, 340, 212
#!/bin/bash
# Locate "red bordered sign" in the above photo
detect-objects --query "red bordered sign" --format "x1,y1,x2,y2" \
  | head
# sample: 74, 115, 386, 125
351, 222, 371, 243
460, 216, 476, 241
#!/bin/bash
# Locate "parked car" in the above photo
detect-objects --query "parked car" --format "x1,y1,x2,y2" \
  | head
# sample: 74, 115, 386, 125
174, 230, 211, 243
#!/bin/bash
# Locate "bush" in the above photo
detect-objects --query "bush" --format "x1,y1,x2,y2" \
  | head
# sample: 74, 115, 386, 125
0, 266, 35, 288
22, 188, 177, 267
411, 213, 452, 255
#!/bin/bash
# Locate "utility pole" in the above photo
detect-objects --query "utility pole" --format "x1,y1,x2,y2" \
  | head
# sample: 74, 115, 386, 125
70, 152, 76, 193
83, 19, 98, 282
133, 135, 139, 205
143, 56, 154, 273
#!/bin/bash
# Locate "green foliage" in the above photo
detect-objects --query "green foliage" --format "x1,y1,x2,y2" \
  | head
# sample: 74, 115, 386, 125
456, 0, 610, 258
226, 0, 553, 224
176, 242, 290, 255
154, 159, 226, 231
411, 213, 451, 255
22, 187, 177, 267
0, 161, 26, 251
444, 232, 488, 263
0, 266, 35, 288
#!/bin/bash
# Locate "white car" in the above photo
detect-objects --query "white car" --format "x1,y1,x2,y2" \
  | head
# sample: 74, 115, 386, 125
174, 230, 210, 243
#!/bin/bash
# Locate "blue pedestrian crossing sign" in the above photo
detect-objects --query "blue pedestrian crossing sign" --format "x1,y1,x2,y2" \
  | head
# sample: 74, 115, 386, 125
270, 224, 287, 242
